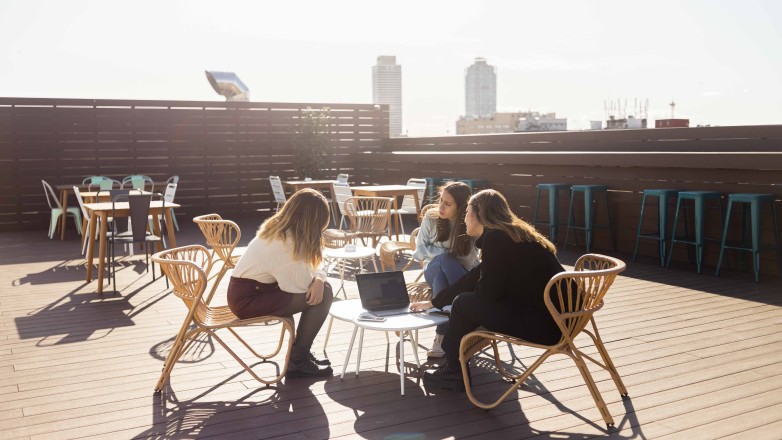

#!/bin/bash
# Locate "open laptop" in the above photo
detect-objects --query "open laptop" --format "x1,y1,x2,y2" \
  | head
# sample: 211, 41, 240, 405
355, 271, 413, 317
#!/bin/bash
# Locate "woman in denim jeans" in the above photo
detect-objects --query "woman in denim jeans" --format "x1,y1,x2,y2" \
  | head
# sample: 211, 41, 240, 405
413, 181, 479, 357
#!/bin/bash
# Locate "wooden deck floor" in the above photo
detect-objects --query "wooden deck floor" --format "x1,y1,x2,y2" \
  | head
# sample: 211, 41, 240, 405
2, 217, 782, 439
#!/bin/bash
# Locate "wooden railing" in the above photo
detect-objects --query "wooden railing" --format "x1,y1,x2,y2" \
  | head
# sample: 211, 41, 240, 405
0, 98, 387, 229
349, 125, 782, 275
2, 96, 781, 275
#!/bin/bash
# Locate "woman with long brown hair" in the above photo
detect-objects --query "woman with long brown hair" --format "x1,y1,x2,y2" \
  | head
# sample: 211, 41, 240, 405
410, 189, 566, 390
412, 181, 478, 357
228, 188, 334, 379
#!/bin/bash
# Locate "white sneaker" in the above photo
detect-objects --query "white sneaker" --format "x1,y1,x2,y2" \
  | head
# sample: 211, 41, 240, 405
427, 334, 445, 358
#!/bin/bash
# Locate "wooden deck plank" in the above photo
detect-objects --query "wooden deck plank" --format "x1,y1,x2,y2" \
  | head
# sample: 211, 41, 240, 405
1, 217, 781, 439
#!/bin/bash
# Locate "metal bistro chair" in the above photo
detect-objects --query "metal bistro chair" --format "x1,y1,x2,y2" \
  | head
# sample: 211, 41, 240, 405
87, 178, 121, 192
459, 253, 628, 428
331, 181, 354, 229
389, 178, 427, 236
42, 179, 82, 239
122, 175, 155, 192
269, 176, 287, 213
152, 245, 295, 392
108, 192, 165, 292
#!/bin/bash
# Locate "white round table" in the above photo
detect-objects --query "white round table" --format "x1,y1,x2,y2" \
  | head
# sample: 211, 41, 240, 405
329, 299, 449, 396
323, 245, 378, 299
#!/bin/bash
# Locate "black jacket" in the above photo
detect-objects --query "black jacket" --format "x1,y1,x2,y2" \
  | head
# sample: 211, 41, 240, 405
432, 228, 566, 345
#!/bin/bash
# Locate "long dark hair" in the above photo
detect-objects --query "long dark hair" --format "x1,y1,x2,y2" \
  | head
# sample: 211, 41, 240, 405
432, 181, 473, 256
469, 189, 556, 254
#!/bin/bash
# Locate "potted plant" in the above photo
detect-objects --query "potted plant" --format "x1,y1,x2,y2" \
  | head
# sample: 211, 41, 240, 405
292, 107, 332, 180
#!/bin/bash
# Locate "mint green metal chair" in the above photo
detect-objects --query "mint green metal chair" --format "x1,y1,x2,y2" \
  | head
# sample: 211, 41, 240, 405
122, 175, 154, 192
42, 180, 82, 239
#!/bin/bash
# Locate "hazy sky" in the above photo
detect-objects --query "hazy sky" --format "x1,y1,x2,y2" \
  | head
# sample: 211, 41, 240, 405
1, 0, 780, 136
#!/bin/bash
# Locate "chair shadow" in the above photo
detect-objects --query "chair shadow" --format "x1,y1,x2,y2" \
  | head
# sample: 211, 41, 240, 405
12, 274, 168, 345
135, 367, 328, 439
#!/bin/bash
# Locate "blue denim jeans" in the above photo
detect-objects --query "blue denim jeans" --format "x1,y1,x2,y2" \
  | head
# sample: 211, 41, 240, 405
424, 253, 467, 335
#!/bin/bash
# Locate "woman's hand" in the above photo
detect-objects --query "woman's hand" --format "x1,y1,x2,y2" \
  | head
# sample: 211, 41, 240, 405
409, 301, 433, 312
306, 278, 325, 305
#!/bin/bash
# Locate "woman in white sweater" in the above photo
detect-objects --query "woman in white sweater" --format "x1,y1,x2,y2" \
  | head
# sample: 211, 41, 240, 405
228, 189, 333, 379
413, 181, 479, 357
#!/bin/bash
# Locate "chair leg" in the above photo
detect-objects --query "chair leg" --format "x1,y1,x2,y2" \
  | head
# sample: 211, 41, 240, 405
570, 350, 615, 427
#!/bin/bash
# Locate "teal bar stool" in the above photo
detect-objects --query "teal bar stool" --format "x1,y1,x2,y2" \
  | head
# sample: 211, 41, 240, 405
533, 183, 570, 244
666, 191, 723, 274
564, 184, 615, 253
715, 193, 782, 282
633, 189, 680, 266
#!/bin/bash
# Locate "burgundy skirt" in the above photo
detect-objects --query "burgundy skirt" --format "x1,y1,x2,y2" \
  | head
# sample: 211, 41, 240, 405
226, 277, 294, 320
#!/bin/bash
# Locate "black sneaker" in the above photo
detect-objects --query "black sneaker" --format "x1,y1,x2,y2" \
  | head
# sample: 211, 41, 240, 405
286, 357, 333, 379
423, 362, 467, 391
309, 352, 331, 366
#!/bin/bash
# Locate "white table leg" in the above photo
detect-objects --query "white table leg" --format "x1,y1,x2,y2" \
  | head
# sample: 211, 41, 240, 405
341, 326, 359, 380
322, 317, 334, 352
408, 331, 421, 367
399, 331, 405, 395
335, 258, 346, 299
356, 327, 365, 376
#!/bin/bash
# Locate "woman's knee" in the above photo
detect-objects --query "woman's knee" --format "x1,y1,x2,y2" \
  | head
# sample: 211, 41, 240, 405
322, 281, 334, 305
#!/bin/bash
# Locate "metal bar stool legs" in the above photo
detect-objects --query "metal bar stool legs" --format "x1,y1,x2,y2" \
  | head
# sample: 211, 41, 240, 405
716, 193, 782, 282
564, 185, 614, 253
633, 189, 679, 266
533, 183, 570, 244
666, 191, 723, 274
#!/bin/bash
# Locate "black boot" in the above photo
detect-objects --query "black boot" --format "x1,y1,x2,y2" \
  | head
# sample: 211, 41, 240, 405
423, 360, 468, 391
286, 347, 333, 379
309, 351, 331, 366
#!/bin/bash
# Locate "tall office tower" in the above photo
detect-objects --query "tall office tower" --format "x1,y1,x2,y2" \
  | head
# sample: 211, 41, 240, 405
372, 55, 402, 137
465, 57, 497, 119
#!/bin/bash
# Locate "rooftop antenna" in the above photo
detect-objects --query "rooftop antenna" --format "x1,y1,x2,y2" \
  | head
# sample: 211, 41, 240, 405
669, 99, 676, 118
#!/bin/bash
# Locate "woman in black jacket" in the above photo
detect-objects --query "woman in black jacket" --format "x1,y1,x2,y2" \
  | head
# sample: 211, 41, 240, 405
410, 189, 566, 391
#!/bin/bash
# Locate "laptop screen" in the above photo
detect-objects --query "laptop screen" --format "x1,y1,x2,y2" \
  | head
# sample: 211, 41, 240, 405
356, 271, 410, 311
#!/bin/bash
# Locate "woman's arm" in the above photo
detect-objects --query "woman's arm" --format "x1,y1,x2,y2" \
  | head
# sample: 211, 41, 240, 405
474, 230, 513, 302
431, 265, 480, 309
412, 215, 445, 261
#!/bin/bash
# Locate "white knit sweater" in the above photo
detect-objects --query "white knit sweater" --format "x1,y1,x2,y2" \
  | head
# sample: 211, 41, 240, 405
232, 236, 327, 294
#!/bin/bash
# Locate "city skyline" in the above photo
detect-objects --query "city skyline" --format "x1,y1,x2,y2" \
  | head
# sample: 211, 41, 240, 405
1, 0, 780, 137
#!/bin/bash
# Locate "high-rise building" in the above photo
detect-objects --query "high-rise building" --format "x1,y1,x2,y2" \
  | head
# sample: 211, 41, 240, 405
465, 57, 496, 119
372, 56, 402, 137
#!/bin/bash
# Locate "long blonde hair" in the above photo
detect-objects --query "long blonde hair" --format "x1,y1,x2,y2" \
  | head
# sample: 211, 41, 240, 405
258, 188, 330, 267
469, 189, 556, 254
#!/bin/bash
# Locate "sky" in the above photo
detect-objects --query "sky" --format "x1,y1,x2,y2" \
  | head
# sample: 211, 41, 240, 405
1, 0, 781, 136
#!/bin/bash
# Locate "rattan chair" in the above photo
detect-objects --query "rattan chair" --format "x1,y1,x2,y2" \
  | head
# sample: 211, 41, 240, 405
378, 203, 437, 277
192, 214, 242, 305
152, 245, 295, 392
458, 253, 628, 428
344, 196, 394, 248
